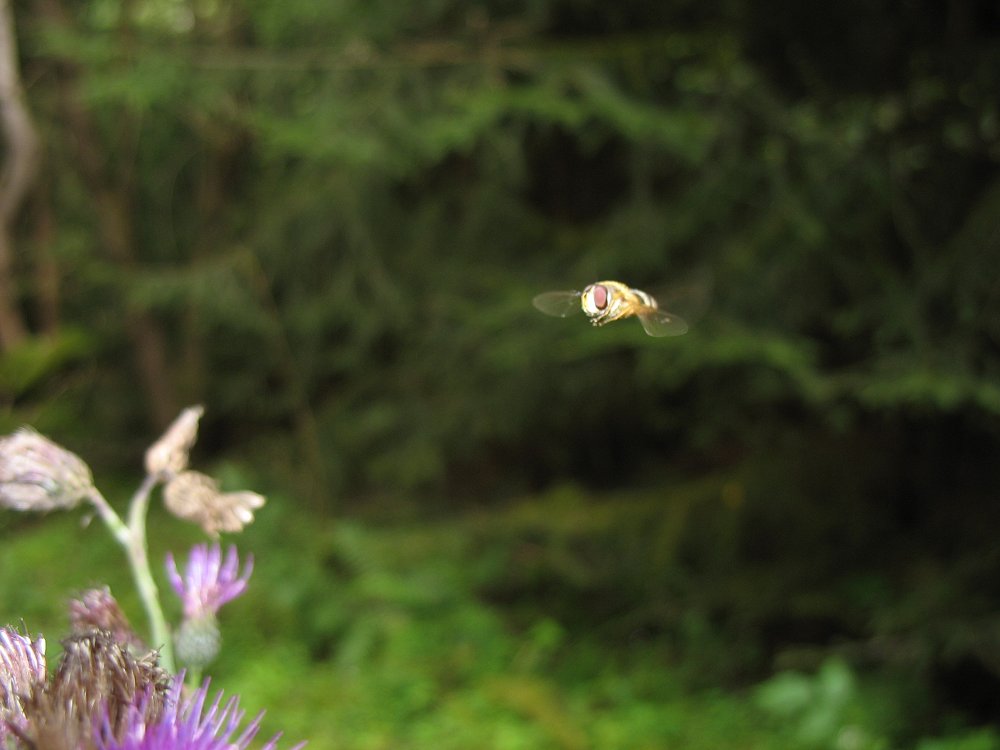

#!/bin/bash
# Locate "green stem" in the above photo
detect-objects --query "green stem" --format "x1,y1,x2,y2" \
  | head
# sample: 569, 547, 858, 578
85, 487, 130, 547
126, 474, 175, 673
186, 665, 203, 689
88, 477, 176, 674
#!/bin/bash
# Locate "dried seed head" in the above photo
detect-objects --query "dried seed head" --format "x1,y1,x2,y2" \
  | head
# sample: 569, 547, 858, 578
163, 471, 265, 536
162, 471, 218, 530
69, 588, 145, 652
0, 429, 95, 512
212, 490, 266, 534
18, 631, 169, 749
144, 406, 204, 480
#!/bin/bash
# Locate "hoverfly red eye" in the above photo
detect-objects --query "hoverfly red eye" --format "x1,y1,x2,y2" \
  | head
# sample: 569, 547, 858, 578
592, 285, 608, 310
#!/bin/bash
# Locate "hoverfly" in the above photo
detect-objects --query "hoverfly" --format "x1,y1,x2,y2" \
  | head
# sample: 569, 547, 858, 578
532, 280, 689, 337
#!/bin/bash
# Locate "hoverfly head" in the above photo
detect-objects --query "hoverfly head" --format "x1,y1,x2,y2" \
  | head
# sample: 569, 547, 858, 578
581, 283, 610, 318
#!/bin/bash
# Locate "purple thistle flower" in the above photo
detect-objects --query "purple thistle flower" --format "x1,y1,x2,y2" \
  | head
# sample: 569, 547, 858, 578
99, 675, 303, 750
165, 544, 253, 621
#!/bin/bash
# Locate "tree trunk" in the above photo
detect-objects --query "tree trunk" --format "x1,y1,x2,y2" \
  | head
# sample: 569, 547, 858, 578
0, 0, 36, 350
36, 0, 177, 427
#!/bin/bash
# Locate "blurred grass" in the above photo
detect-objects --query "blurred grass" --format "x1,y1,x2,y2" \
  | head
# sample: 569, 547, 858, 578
1, 491, 994, 750
0, 489, 797, 749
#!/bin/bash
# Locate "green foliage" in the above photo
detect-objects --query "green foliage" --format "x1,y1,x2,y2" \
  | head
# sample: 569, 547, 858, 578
755, 659, 889, 749
5, 0, 1000, 746
917, 730, 1000, 750
13, 0, 1000, 501
5, 492, 996, 748
0, 329, 95, 402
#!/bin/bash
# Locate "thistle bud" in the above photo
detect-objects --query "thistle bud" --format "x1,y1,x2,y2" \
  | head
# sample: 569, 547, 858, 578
163, 470, 265, 536
0, 429, 95, 512
174, 615, 222, 669
145, 405, 204, 479
0, 627, 47, 734
68, 587, 145, 652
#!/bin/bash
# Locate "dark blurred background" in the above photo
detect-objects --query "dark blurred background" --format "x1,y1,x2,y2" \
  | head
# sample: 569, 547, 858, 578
2, 0, 1000, 747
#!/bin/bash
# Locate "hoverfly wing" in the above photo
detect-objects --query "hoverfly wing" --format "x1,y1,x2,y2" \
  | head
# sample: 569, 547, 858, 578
652, 268, 713, 325
637, 308, 689, 337
532, 290, 582, 318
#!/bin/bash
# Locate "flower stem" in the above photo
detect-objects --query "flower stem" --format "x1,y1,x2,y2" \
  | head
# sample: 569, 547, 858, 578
126, 474, 176, 673
88, 477, 176, 673
85, 487, 130, 547
186, 665, 203, 689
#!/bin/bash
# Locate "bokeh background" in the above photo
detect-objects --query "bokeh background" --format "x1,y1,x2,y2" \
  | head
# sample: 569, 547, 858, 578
2, 0, 1000, 747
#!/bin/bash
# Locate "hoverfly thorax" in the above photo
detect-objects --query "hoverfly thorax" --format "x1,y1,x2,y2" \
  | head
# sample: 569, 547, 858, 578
533, 278, 692, 337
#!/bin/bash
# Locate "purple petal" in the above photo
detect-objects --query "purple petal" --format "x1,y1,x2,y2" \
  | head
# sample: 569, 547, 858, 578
164, 552, 184, 599
165, 543, 253, 620
97, 675, 301, 750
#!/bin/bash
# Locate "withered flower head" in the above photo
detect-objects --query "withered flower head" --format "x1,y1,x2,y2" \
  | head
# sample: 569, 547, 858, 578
69, 588, 145, 652
162, 471, 265, 536
0, 429, 95, 512
0, 626, 47, 742
144, 406, 204, 480
18, 631, 169, 750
